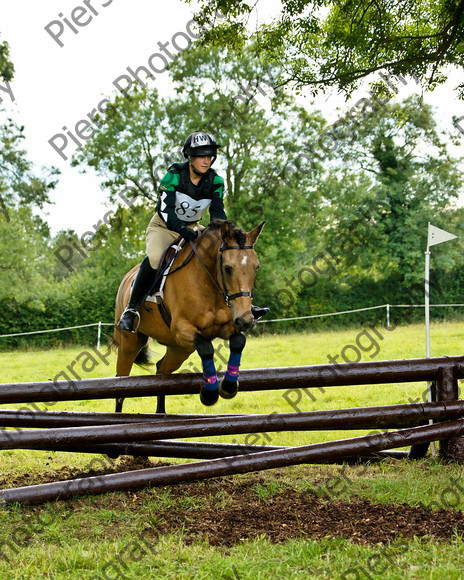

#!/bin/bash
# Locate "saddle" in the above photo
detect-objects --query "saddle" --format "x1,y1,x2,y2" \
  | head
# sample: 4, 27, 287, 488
144, 235, 185, 304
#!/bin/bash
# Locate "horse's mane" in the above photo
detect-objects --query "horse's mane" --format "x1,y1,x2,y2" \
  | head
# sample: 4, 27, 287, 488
167, 219, 248, 278
206, 219, 247, 248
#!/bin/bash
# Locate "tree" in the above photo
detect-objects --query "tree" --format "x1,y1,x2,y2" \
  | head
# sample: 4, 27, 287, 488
72, 44, 330, 315
189, 0, 464, 96
0, 206, 55, 300
0, 37, 59, 304
0, 119, 59, 212
319, 95, 464, 290
0, 34, 57, 212
0, 34, 14, 82
71, 89, 166, 204
0, 38, 58, 215
165, 45, 326, 232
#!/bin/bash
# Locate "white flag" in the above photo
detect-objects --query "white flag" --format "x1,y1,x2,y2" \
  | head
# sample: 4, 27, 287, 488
427, 223, 457, 248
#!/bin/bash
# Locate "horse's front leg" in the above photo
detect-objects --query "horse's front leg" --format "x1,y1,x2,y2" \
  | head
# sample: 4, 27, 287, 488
219, 331, 246, 400
194, 334, 220, 406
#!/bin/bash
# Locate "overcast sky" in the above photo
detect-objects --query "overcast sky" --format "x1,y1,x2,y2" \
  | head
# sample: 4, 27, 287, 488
2, 1, 464, 236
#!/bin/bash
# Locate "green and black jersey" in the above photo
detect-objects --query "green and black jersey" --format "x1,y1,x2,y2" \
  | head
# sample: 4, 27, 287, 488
156, 162, 226, 236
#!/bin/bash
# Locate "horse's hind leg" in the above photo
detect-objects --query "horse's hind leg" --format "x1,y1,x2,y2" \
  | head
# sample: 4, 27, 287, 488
155, 345, 192, 414
115, 331, 149, 413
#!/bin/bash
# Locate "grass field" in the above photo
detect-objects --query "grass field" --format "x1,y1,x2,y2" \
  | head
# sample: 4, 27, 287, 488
1, 321, 464, 579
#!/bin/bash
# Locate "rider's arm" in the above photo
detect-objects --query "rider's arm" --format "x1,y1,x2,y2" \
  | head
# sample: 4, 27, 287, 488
209, 174, 227, 221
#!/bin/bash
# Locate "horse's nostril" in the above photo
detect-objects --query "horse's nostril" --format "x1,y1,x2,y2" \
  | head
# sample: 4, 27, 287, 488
234, 314, 254, 331
234, 317, 244, 329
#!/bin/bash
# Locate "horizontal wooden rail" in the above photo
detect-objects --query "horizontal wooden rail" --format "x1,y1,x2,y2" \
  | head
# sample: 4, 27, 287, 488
0, 356, 463, 404
0, 409, 235, 428
2, 419, 464, 504
2, 401, 464, 450
1, 401, 464, 432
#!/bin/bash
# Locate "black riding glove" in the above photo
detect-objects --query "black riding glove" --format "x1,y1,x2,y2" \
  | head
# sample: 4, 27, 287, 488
182, 228, 198, 242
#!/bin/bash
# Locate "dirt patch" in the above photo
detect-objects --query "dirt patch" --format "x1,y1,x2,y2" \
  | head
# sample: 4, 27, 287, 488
147, 480, 464, 546
2, 461, 464, 547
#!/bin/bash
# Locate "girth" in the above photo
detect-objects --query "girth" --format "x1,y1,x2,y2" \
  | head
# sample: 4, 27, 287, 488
157, 301, 172, 328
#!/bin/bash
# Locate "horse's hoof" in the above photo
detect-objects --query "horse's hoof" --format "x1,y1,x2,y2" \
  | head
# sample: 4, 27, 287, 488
219, 378, 238, 399
200, 387, 219, 406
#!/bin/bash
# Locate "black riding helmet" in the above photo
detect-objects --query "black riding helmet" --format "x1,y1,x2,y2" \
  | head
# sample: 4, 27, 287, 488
182, 131, 221, 163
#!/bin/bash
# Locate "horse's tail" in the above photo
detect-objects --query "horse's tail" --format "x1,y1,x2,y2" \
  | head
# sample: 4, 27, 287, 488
134, 341, 153, 368
111, 332, 154, 368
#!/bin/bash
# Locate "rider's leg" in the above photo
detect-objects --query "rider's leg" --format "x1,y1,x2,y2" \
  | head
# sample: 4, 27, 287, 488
118, 214, 176, 332
117, 257, 157, 332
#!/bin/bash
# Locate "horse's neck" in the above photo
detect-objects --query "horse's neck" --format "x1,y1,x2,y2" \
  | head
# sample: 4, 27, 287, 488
180, 230, 221, 291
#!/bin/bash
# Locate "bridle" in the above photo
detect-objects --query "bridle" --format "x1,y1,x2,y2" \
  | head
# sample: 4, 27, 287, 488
219, 245, 254, 306
190, 240, 255, 308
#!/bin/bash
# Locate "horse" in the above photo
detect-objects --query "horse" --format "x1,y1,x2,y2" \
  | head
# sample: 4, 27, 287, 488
113, 219, 265, 414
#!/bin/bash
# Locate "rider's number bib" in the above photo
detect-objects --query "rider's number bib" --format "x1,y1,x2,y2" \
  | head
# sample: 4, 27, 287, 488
175, 192, 211, 222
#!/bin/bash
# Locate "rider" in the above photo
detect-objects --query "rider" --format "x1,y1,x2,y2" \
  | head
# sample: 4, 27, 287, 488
117, 130, 269, 332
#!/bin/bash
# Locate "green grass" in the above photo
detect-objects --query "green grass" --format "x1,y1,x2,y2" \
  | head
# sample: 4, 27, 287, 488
3, 533, 464, 580
1, 320, 460, 449
1, 321, 464, 579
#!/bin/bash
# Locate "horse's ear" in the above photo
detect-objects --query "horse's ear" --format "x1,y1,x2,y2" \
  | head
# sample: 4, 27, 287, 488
247, 221, 265, 246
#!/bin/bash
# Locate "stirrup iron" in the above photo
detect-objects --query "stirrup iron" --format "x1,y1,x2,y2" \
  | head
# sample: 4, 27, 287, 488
118, 308, 141, 333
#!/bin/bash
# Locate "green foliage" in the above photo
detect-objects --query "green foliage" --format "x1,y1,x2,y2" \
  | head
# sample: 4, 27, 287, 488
189, 0, 464, 97
2, 44, 464, 348
0, 281, 114, 351
319, 95, 463, 288
71, 89, 165, 202
51, 230, 89, 281
0, 34, 14, 82
0, 119, 59, 210
0, 207, 54, 300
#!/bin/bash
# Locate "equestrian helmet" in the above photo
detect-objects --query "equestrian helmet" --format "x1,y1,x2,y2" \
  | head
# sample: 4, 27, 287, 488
182, 131, 220, 160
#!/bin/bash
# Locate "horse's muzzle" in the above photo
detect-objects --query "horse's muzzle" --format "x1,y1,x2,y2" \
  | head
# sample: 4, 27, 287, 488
233, 311, 255, 332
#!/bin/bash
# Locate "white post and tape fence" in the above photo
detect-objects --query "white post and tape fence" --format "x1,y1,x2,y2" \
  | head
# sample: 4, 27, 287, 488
1, 303, 464, 347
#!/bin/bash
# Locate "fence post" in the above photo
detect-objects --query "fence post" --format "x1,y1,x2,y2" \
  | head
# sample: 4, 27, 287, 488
436, 364, 464, 461
97, 322, 102, 350
386, 304, 390, 328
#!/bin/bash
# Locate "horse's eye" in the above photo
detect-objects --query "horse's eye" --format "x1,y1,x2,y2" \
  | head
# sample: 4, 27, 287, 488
224, 265, 233, 275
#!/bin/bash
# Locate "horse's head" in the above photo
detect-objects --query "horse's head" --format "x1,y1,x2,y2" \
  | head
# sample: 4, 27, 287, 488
218, 220, 265, 332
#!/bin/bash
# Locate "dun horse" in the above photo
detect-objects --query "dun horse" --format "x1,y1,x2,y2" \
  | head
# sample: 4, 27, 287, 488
113, 220, 265, 413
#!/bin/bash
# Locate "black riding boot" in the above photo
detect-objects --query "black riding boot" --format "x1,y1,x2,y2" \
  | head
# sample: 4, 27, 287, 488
251, 305, 270, 320
117, 257, 157, 332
